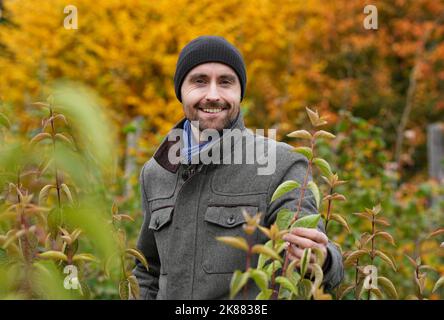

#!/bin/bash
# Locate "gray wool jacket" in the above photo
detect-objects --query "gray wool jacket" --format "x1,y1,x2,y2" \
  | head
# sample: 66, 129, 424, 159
133, 112, 344, 300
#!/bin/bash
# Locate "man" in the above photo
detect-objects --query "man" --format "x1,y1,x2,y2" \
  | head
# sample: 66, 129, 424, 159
133, 35, 344, 300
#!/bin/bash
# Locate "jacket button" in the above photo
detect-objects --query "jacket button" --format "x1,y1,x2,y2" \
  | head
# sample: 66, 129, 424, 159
227, 215, 235, 225
155, 217, 160, 228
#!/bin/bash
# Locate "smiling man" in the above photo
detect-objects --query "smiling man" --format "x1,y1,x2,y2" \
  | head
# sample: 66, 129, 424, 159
133, 35, 344, 299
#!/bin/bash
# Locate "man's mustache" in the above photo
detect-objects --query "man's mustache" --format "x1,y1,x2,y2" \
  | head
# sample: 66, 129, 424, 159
195, 101, 230, 109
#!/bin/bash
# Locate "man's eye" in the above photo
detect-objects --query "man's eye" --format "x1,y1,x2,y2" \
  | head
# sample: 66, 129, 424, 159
220, 80, 231, 85
195, 79, 205, 84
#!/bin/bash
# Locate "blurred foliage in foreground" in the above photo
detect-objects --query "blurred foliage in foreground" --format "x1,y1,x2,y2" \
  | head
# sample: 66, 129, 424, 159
0, 83, 148, 299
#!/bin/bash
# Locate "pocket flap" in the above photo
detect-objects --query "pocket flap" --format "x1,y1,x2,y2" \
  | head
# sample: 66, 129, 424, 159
149, 206, 174, 231
204, 206, 258, 228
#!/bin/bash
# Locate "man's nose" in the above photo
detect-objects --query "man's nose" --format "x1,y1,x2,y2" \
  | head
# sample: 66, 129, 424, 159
205, 81, 221, 102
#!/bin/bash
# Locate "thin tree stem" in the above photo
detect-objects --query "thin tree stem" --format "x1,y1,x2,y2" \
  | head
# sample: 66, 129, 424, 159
243, 235, 252, 299
367, 215, 375, 300
281, 138, 314, 278
324, 187, 334, 235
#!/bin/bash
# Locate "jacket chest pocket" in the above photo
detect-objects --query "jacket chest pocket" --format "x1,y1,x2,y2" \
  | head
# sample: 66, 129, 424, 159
202, 205, 259, 274
149, 206, 174, 275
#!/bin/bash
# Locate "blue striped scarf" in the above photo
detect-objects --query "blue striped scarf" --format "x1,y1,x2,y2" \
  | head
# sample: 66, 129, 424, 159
181, 120, 212, 164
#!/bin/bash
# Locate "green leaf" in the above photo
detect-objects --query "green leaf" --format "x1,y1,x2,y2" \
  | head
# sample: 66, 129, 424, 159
299, 279, 313, 299
257, 240, 285, 269
377, 276, 398, 299
216, 236, 249, 252
428, 228, 444, 239
275, 276, 297, 295
310, 263, 324, 291
344, 249, 368, 267
370, 287, 384, 300
286, 259, 301, 286
230, 270, 250, 299
31, 102, 50, 109
291, 214, 321, 229
418, 265, 436, 272
287, 130, 312, 140
432, 275, 444, 293
275, 240, 287, 254
30, 132, 52, 145
329, 214, 350, 233
252, 244, 282, 262
312, 247, 326, 267
307, 181, 320, 209
415, 256, 421, 266
256, 289, 273, 300
271, 180, 300, 203
46, 210, 62, 241
39, 184, 55, 206
373, 231, 395, 246
55, 133, 73, 146
306, 107, 328, 127
375, 250, 397, 271
250, 269, 269, 292
293, 147, 313, 160
125, 248, 149, 271
352, 211, 373, 221
257, 240, 273, 269
60, 183, 74, 204
276, 209, 294, 230
313, 158, 333, 179
314, 130, 335, 139
300, 248, 311, 278
372, 203, 382, 215
72, 253, 97, 263
38, 250, 68, 262
264, 260, 282, 278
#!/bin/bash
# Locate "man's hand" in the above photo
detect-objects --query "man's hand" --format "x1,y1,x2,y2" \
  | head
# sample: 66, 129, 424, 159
282, 227, 328, 269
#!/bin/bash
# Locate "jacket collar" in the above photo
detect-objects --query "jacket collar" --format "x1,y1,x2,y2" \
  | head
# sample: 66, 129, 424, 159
153, 111, 246, 173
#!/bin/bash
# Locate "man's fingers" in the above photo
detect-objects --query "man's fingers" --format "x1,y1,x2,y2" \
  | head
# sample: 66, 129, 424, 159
283, 233, 320, 250
288, 244, 317, 263
290, 227, 328, 245
288, 244, 303, 259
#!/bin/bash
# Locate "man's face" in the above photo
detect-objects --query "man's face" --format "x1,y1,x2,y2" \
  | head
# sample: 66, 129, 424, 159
180, 62, 241, 132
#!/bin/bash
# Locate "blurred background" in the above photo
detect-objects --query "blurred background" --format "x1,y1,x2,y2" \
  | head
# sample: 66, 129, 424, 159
0, 0, 443, 299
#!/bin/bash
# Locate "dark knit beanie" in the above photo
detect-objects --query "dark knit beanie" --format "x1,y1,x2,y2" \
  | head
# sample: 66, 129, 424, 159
174, 35, 247, 102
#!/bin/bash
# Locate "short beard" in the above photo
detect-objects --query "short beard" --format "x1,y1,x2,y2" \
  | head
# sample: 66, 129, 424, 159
191, 101, 237, 132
